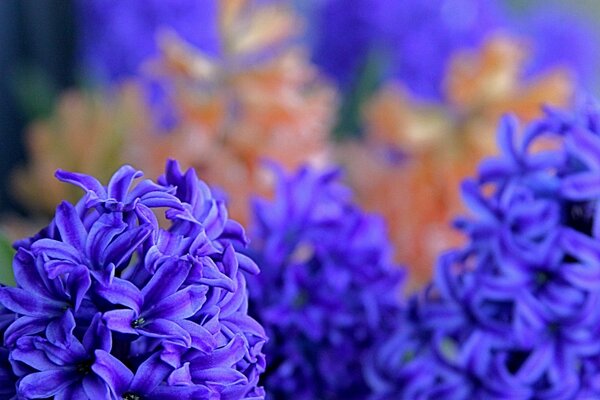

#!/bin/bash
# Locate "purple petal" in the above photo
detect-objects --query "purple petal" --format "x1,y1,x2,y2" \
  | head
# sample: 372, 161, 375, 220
108, 165, 143, 201
55, 201, 87, 252
44, 260, 82, 279
236, 253, 260, 275
142, 257, 191, 306
144, 285, 207, 321
66, 267, 91, 312
94, 277, 142, 313
35, 336, 86, 365
178, 320, 217, 352
561, 172, 600, 199
204, 201, 228, 239
92, 350, 133, 397
137, 319, 191, 346
55, 169, 106, 197
55, 384, 87, 400
478, 158, 516, 182
566, 127, 600, 170
221, 313, 266, 341
196, 259, 235, 292
4, 316, 47, 347
12, 249, 52, 298
515, 344, 553, 383
497, 114, 519, 162
167, 362, 192, 386
220, 219, 249, 246
130, 352, 172, 394
31, 239, 82, 263
188, 335, 246, 369
0, 287, 66, 317
561, 228, 600, 266
84, 313, 112, 353
190, 367, 247, 386
46, 310, 76, 346
85, 214, 127, 265
562, 263, 600, 290
128, 179, 182, 209
82, 373, 110, 399
103, 309, 138, 335
527, 150, 567, 170
460, 179, 497, 222
11, 337, 56, 370
189, 230, 219, 256
18, 368, 80, 398
147, 385, 214, 399
103, 225, 151, 268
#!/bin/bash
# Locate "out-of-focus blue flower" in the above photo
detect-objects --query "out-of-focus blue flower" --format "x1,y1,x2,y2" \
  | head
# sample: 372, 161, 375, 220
310, 0, 504, 99
368, 102, 600, 398
76, 0, 219, 82
515, 6, 600, 91
383, 0, 505, 101
245, 164, 404, 399
310, 0, 391, 89
0, 160, 266, 399
76, 0, 221, 130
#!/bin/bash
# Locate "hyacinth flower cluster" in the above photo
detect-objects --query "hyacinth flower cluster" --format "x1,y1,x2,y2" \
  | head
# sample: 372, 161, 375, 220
367, 102, 600, 398
0, 160, 266, 399
245, 165, 404, 399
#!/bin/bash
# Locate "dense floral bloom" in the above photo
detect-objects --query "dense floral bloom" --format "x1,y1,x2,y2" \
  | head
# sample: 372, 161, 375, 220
1, 160, 266, 399
340, 35, 574, 287
245, 165, 404, 399
367, 103, 600, 398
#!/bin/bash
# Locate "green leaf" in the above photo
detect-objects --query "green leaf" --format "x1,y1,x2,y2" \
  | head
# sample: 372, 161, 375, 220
0, 233, 16, 286
332, 50, 386, 141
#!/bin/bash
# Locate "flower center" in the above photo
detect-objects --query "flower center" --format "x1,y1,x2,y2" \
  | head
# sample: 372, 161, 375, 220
123, 393, 141, 400
131, 317, 146, 328
76, 359, 93, 375
563, 200, 595, 236
534, 271, 550, 286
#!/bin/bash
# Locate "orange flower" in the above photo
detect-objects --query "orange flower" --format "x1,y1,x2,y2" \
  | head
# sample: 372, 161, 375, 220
340, 35, 575, 288
145, 1, 336, 223
12, 85, 153, 216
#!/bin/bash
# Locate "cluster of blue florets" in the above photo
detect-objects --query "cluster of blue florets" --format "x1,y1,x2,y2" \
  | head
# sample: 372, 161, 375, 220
244, 165, 404, 399
0, 160, 266, 399
368, 103, 600, 398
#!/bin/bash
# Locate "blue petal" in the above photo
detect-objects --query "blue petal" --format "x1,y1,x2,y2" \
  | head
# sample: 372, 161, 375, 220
0, 287, 66, 317
18, 369, 80, 398
92, 350, 133, 397
94, 277, 143, 313
55, 169, 106, 198
107, 165, 143, 201
144, 285, 207, 321
54, 201, 87, 252
103, 309, 138, 335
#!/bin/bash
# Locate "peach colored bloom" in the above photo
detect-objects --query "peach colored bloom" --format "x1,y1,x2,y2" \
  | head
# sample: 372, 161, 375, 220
340, 36, 575, 288
145, 1, 336, 223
